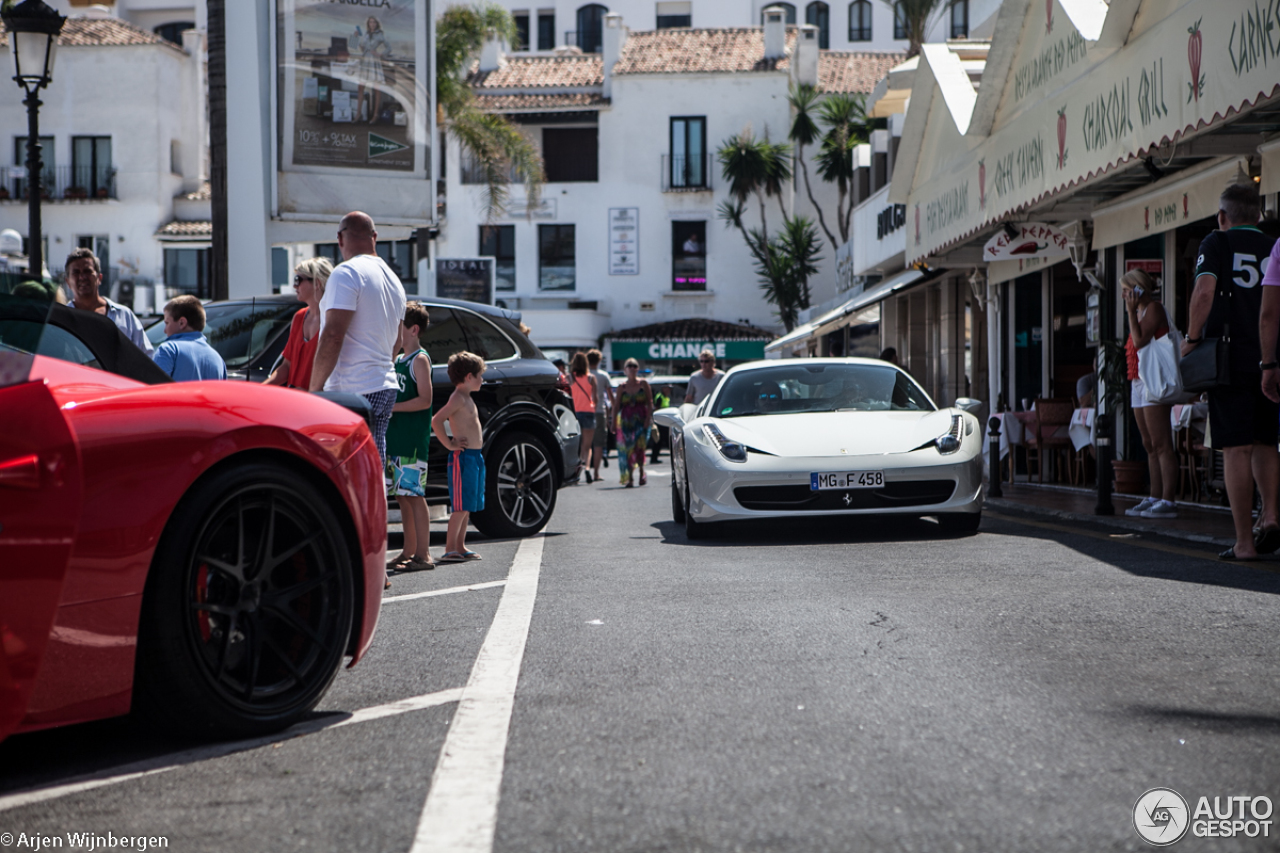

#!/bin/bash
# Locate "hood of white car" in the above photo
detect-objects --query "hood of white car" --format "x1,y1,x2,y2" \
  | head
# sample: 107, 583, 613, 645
706, 410, 957, 457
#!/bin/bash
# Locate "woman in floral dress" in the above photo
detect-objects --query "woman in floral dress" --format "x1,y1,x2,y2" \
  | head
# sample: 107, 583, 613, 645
614, 358, 653, 487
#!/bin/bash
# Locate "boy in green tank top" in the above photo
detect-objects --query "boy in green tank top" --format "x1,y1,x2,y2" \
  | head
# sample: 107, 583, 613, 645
386, 302, 434, 580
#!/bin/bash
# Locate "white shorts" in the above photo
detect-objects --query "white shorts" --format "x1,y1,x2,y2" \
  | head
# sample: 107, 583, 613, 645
1130, 377, 1151, 409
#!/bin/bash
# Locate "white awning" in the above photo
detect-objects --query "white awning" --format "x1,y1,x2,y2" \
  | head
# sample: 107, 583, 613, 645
764, 321, 819, 353
1091, 157, 1247, 250
846, 267, 927, 311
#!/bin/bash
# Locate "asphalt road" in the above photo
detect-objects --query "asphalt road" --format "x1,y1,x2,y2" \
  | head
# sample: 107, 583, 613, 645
4, 464, 1280, 852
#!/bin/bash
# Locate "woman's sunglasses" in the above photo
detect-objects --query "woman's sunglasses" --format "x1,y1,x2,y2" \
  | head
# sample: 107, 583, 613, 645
294, 275, 313, 284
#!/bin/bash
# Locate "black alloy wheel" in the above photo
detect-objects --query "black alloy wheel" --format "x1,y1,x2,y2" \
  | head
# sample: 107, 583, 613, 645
473, 431, 558, 538
136, 464, 353, 736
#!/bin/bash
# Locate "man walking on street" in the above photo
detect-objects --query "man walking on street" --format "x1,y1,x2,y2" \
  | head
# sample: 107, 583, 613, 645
310, 211, 407, 466
64, 247, 153, 356
587, 349, 613, 479
1184, 184, 1277, 561
685, 349, 725, 404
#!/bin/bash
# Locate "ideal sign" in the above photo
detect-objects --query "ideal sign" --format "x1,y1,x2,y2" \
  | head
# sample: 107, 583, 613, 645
983, 222, 1070, 262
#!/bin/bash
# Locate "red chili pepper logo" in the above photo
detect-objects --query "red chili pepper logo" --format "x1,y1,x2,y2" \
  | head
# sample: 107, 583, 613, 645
1187, 18, 1205, 103
1010, 241, 1048, 256
1056, 107, 1068, 169
978, 159, 986, 210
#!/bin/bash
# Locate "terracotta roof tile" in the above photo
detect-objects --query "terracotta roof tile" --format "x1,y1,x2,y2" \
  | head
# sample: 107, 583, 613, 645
0, 16, 177, 49
179, 182, 211, 201
608, 318, 776, 340
612, 28, 795, 75
156, 220, 212, 237
818, 51, 905, 93
474, 92, 609, 111
469, 55, 603, 89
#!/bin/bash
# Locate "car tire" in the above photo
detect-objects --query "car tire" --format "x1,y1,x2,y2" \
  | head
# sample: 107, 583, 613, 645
134, 463, 354, 738
683, 474, 707, 540
671, 478, 686, 523
938, 512, 982, 535
473, 431, 558, 538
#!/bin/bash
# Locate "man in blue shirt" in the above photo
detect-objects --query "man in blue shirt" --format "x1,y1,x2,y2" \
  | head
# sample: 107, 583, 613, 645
154, 295, 227, 381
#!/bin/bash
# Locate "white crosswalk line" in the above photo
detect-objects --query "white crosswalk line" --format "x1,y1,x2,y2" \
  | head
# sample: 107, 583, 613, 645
383, 579, 507, 604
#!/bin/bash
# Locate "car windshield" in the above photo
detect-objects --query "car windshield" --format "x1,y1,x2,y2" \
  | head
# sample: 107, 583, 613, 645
149, 301, 299, 369
712, 363, 935, 417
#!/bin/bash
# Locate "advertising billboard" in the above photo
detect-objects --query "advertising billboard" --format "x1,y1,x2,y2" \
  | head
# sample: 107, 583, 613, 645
436, 258, 495, 305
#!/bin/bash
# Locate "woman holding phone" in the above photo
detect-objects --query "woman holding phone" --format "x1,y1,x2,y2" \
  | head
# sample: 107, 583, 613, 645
1122, 269, 1177, 520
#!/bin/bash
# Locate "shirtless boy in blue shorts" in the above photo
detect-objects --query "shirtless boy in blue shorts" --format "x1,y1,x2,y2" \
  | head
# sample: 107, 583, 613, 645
432, 351, 486, 562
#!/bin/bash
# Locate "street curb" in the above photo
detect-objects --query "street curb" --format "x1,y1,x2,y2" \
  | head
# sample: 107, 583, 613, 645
983, 496, 1234, 548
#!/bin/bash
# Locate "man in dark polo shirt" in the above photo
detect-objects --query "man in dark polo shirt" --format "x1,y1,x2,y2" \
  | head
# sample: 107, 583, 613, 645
1183, 183, 1277, 560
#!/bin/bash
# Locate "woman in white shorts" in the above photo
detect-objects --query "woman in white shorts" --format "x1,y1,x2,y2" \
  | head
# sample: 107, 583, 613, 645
1122, 269, 1178, 519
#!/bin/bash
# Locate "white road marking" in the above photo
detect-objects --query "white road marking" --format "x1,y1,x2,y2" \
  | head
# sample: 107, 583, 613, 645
383, 580, 507, 604
410, 534, 545, 853
0, 688, 464, 814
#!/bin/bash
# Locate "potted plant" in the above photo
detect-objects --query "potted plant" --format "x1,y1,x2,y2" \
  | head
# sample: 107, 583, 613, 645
65, 186, 87, 200
95, 186, 110, 199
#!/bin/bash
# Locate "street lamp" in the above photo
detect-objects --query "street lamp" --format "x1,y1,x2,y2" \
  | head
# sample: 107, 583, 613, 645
2, 0, 67, 285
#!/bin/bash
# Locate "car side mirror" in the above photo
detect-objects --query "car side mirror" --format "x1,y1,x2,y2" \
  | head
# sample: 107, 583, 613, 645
954, 397, 985, 417
653, 407, 684, 429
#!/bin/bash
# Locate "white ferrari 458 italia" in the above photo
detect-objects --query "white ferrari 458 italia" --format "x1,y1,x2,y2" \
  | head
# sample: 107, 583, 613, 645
654, 358, 984, 538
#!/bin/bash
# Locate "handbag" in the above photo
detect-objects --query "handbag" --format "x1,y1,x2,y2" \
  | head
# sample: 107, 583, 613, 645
1179, 232, 1232, 393
1137, 316, 1186, 404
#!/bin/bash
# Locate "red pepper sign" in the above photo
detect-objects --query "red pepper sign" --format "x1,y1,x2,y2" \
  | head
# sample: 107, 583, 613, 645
1187, 18, 1205, 104
983, 222, 1072, 263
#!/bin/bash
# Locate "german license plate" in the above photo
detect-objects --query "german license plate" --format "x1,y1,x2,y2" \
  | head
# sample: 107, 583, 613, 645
810, 471, 885, 490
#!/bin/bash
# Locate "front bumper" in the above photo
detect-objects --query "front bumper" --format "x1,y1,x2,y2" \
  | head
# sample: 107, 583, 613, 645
687, 448, 984, 523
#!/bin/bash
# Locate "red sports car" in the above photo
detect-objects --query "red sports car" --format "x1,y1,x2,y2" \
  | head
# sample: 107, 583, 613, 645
0, 296, 385, 743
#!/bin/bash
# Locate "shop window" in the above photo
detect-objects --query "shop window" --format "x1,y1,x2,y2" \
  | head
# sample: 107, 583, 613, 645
672, 221, 706, 291
313, 239, 418, 292
575, 3, 607, 52
670, 116, 706, 189
514, 12, 531, 49
539, 224, 575, 291
893, 1, 906, 39
164, 248, 212, 299
71, 136, 112, 197
805, 1, 829, 48
950, 0, 968, 38
537, 11, 555, 49
153, 21, 194, 45
761, 3, 797, 23
543, 127, 598, 182
656, 1, 692, 28
480, 224, 516, 291
848, 0, 871, 41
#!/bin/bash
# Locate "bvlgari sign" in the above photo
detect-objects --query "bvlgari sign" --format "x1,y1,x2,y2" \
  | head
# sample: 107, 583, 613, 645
901, 0, 1280, 264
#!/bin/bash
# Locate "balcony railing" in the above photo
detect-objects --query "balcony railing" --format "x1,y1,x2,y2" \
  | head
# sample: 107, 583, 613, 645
661, 154, 713, 192
0, 165, 118, 202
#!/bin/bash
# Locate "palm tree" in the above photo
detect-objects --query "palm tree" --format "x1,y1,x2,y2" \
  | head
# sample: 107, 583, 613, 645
788, 84, 873, 251
438, 4, 544, 221
882, 0, 953, 58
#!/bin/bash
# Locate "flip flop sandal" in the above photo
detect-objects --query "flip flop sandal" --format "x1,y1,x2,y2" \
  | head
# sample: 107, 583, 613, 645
1254, 526, 1280, 555
401, 556, 436, 572
459, 551, 482, 561
439, 552, 467, 564
386, 554, 410, 570
1219, 547, 1260, 562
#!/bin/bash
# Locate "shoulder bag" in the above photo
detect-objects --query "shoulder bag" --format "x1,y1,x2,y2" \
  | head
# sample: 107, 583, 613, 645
1179, 231, 1231, 393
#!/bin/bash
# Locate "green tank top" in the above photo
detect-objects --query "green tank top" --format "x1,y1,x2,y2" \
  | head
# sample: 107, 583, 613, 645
385, 349, 432, 460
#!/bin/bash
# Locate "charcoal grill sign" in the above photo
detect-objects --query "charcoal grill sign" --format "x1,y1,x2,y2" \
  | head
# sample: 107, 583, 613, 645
436, 258, 495, 304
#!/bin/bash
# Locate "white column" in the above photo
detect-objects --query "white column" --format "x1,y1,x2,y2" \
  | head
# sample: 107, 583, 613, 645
225, 1, 273, 298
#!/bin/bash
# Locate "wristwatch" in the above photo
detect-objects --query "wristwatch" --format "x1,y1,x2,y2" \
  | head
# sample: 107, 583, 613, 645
1185, 336, 1203, 344
1262, 361, 1279, 370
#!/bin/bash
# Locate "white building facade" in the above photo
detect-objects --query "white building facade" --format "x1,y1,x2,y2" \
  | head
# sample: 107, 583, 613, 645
0, 14, 208, 310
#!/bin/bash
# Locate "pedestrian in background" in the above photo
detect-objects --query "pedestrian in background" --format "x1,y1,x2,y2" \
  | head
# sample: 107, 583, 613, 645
685, 349, 724, 404
1183, 183, 1278, 561
63, 247, 153, 356
309, 211, 407, 467
1120, 270, 1177, 520
615, 358, 653, 487
650, 384, 670, 464
153, 295, 227, 381
569, 352, 598, 482
265, 257, 332, 389
880, 347, 899, 366
588, 349, 613, 480
386, 302, 434, 579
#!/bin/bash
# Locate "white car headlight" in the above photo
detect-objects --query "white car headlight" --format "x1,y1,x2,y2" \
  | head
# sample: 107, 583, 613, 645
702, 424, 748, 462
936, 414, 963, 455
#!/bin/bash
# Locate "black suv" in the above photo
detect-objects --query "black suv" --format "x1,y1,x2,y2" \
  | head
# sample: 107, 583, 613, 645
146, 295, 578, 538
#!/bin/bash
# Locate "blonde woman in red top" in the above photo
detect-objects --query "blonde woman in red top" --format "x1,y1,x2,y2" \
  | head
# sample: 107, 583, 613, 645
1122, 269, 1177, 519
569, 351, 599, 483
265, 257, 333, 390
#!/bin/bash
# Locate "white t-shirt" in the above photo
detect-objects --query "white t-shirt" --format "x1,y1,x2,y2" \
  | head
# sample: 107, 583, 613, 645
318, 254, 407, 395
686, 369, 725, 404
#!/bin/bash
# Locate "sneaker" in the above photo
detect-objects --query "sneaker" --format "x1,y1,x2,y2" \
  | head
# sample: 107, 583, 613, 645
1141, 499, 1178, 519
1125, 497, 1157, 517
